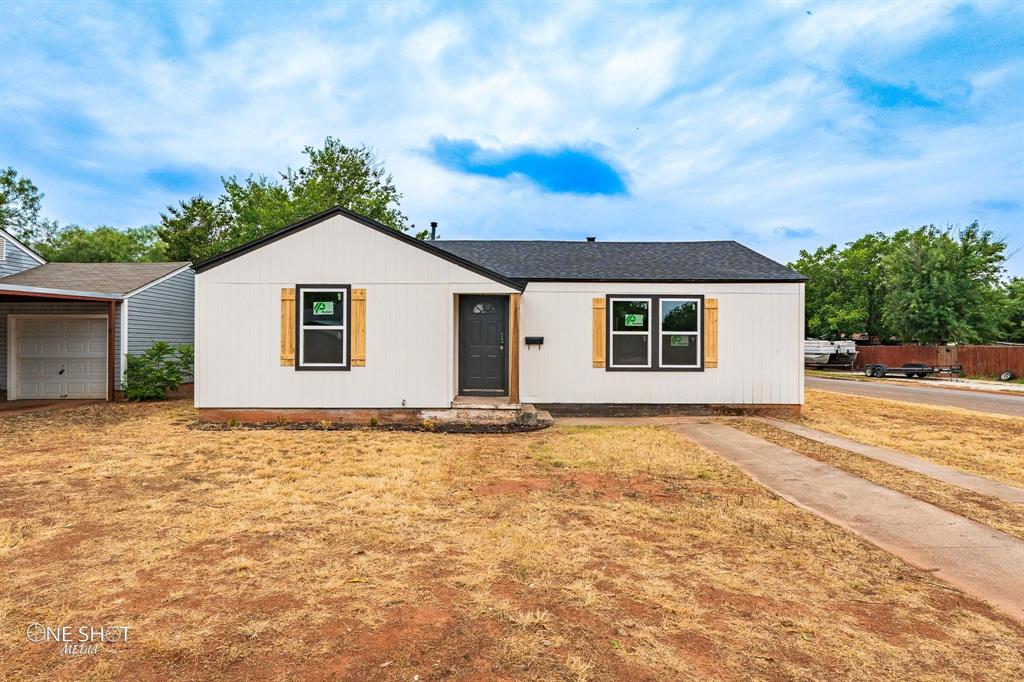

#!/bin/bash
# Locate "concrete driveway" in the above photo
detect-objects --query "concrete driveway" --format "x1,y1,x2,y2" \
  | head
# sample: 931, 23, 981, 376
806, 376, 1024, 417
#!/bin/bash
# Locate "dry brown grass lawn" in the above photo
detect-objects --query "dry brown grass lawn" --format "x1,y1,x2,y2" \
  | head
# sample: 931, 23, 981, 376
2, 401, 1023, 681
798, 389, 1024, 488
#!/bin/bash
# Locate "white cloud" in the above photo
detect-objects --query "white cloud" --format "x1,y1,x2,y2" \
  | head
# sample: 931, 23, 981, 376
596, 27, 682, 106
1, 0, 1021, 274
785, 1, 958, 63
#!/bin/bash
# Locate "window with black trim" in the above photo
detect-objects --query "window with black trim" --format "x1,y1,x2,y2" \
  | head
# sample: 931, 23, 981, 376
607, 294, 703, 371
297, 285, 350, 369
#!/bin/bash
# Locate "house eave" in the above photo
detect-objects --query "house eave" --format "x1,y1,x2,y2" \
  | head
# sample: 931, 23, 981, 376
516, 277, 808, 284
0, 284, 123, 301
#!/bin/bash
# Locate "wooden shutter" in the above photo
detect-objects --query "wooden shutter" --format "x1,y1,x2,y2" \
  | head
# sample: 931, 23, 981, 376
704, 298, 719, 368
351, 288, 366, 366
592, 297, 606, 368
280, 288, 295, 366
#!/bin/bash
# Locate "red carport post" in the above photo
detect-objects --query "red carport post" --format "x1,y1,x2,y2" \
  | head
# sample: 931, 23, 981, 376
108, 300, 116, 401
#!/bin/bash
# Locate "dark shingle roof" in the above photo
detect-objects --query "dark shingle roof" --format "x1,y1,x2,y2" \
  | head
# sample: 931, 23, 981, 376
431, 240, 805, 282
0, 262, 190, 295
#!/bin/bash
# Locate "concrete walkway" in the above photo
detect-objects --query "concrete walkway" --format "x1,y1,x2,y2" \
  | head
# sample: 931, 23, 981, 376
762, 418, 1024, 505
673, 421, 1024, 623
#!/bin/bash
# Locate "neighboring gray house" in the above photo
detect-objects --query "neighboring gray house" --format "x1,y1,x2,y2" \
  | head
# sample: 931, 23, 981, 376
0, 227, 193, 401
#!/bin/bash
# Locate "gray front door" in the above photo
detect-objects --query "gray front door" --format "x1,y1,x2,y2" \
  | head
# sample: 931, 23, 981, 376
459, 295, 508, 395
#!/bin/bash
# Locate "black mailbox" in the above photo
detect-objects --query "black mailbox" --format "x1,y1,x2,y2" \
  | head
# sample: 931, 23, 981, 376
525, 336, 544, 346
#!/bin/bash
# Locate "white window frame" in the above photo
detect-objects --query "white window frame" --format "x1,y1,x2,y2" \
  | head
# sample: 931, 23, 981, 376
608, 297, 652, 369
659, 298, 702, 369
298, 287, 348, 369
0, 236, 6, 261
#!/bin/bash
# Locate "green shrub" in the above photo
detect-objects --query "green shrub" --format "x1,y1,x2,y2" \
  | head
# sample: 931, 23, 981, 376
123, 341, 194, 401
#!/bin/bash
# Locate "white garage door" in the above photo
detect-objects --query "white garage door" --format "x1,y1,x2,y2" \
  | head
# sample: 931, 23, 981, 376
15, 317, 107, 399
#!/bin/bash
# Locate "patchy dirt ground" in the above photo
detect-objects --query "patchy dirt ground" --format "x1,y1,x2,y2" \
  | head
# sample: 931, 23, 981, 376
796, 389, 1024, 487
2, 400, 1023, 681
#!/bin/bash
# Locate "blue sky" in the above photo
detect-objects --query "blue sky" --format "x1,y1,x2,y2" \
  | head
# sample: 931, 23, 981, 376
2, 0, 1022, 273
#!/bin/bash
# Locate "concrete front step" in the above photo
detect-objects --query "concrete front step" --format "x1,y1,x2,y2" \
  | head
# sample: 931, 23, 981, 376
421, 403, 553, 428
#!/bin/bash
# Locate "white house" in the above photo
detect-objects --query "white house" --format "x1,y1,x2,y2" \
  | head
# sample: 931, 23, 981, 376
192, 207, 805, 420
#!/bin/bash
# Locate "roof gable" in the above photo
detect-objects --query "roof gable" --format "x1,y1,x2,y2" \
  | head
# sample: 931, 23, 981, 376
191, 207, 525, 291
0, 227, 46, 265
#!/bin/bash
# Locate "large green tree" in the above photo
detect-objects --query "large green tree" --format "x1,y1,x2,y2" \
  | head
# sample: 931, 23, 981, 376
1003, 277, 1024, 343
884, 223, 1007, 344
156, 196, 232, 262
156, 139, 411, 258
790, 243, 846, 338
35, 224, 165, 263
0, 166, 45, 243
789, 232, 899, 339
284, 138, 408, 230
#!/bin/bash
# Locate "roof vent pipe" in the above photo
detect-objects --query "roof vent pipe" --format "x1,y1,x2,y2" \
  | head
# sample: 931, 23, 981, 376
430, 221, 438, 240
586, 236, 596, 242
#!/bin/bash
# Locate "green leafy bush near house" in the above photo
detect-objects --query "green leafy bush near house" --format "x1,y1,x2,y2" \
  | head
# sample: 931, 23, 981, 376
124, 342, 194, 401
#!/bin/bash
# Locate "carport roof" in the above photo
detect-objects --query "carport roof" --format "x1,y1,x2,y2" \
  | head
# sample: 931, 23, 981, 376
0, 262, 190, 296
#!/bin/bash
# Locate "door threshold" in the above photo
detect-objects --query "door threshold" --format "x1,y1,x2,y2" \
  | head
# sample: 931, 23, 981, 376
452, 395, 518, 409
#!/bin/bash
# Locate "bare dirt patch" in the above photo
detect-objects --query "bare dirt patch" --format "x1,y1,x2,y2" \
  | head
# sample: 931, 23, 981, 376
1, 400, 1022, 680
476, 478, 552, 497
670, 632, 726, 679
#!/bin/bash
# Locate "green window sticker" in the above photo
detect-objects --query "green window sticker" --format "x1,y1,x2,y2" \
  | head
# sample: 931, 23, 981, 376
624, 313, 645, 327
313, 301, 334, 316
670, 335, 690, 346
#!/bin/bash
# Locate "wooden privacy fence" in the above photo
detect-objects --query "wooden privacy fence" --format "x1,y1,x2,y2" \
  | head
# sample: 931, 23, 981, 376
854, 345, 1024, 377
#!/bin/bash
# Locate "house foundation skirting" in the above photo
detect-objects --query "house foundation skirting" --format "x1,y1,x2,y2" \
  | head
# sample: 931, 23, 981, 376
197, 403, 797, 425
198, 407, 422, 425
536, 403, 802, 417
197, 404, 542, 427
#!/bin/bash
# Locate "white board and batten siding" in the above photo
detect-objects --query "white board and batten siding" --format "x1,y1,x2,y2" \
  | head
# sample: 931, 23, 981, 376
519, 281, 804, 406
195, 213, 517, 409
